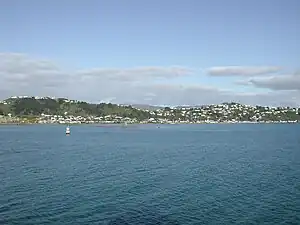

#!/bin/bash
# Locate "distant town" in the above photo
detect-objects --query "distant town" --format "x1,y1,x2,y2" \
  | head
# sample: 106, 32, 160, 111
0, 96, 299, 124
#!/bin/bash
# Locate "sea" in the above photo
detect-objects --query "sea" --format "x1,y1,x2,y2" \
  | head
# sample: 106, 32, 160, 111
0, 123, 299, 225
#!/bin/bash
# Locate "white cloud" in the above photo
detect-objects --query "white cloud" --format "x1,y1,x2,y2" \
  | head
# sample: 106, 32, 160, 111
76, 66, 193, 82
247, 73, 300, 91
0, 53, 192, 99
0, 52, 299, 107
0, 53, 71, 97
225, 90, 300, 107
207, 66, 281, 76
96, 83, 300, 107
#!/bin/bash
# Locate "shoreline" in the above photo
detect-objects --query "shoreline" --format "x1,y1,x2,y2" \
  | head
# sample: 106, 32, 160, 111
0, 121, 299, 126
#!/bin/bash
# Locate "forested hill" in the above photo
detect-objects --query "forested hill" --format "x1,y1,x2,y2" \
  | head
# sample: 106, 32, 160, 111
0, 97, 151, 119
0, 96, 299, 123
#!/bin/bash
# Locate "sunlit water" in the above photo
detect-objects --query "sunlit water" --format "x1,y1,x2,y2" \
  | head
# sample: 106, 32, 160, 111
1, 124, 300, 224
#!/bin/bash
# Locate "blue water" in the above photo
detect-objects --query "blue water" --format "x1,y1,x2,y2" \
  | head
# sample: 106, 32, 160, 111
0, 124, 300, 224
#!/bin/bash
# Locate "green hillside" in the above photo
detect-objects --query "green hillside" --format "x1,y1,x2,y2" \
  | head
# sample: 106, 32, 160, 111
0, 97, 151, 120
0, 97, 299, 124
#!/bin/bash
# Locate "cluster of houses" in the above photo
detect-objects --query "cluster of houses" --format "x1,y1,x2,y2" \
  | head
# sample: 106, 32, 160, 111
147, 103, 299, 123
35, 103, 299, 124
1, 96, 299, 124
37, 114, 139, 124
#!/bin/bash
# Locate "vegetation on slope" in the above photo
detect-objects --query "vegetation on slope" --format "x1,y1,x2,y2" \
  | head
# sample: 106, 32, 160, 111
0, 97, 151, 120
0, 97, 299, 123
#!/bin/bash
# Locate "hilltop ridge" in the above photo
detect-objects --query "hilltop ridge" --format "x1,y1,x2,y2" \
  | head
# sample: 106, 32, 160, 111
0, 96, 299, 124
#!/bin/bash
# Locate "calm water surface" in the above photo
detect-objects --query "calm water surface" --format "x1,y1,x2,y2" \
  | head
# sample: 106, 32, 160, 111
0, 124, 300, 224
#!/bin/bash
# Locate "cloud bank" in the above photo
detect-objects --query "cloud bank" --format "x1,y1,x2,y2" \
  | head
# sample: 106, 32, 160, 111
248, 73, 300, 91
0, 53, 299, 107
77, 67, 193, 82
207, 66, 282, 77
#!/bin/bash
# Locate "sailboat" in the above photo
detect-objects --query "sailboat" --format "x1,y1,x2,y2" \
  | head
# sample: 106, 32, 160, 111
66, 125, 70, 135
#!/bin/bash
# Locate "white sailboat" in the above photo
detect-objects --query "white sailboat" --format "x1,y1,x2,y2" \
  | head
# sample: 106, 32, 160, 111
66, 125, 70, 135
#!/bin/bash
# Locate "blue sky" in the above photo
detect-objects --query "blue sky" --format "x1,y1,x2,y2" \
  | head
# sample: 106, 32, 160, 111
0, 0, 299, 106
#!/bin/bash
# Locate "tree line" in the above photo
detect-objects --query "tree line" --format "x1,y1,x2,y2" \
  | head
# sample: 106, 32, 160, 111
0, 97, 151, 120
0, 97, 299, 122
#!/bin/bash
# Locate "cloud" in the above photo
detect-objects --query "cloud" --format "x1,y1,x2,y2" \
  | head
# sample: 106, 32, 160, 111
207, 66, 281, 76
76, 66, 193, 82
0, 53, 192, 99
98, 83, 300, 107
0, 52, 299, 107
0, 53, 73, 98
224, 90, 300, 107
247, 73, 300, 91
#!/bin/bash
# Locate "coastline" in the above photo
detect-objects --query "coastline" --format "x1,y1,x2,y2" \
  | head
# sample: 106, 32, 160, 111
0, 121, 299, 126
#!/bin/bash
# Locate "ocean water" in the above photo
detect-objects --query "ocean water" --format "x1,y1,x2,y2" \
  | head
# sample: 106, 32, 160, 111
0, 123, 300, 225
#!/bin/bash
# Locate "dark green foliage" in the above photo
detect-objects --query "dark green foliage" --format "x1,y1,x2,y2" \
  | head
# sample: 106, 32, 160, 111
3, 97, 151, 120
0, 103, 10, 116
1, 98, 299, 122
11, 97, 60, 115
0, 106, 4, 115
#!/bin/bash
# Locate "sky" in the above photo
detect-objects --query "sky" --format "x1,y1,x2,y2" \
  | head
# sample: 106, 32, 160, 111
0, 0, 299, 106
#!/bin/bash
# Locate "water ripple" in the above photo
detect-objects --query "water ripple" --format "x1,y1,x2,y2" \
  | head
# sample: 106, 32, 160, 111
0, 124, 300, 224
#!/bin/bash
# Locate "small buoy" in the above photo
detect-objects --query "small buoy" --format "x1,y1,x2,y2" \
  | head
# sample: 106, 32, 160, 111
66, 126, 70, 135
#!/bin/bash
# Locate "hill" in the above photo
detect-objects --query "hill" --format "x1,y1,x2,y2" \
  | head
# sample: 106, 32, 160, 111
0, 96, 299, 124
0, 96, 151, 120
